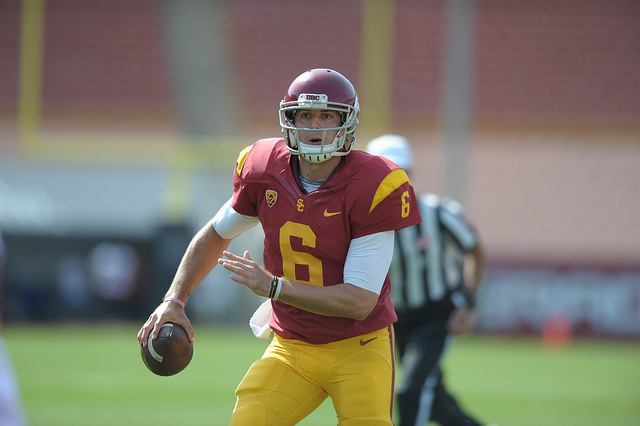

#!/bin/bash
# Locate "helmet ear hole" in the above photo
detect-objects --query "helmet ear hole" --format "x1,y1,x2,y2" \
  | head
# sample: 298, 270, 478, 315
285, 110, 295, 121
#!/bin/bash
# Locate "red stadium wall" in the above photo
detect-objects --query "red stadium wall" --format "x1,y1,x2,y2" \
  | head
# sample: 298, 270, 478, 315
473, 0, 640, 123
0, 0, 174, 134
2, 1, 638, 137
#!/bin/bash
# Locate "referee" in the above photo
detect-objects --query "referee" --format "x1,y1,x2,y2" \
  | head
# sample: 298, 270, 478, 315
367, 135, 486, 426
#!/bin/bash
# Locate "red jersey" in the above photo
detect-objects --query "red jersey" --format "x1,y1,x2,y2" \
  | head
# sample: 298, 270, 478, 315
232, 138, 421, 343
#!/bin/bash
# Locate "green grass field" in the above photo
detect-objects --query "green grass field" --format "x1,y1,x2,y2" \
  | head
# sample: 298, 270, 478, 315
3, 323, 640, 426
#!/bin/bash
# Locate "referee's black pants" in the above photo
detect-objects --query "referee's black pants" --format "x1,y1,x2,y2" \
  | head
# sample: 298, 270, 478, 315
394, 314, 482, 426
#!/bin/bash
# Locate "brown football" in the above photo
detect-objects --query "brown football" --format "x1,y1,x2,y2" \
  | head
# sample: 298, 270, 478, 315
141, 322, 193, 376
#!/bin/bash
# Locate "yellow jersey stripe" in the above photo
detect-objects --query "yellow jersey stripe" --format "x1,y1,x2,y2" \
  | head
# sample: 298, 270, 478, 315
369, 169, 412, 213
236, 145, 253, 176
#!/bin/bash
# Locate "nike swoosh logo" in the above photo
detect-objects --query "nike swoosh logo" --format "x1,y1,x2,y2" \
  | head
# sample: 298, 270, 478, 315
360, 337, 378, 346
323, 209, 342, 217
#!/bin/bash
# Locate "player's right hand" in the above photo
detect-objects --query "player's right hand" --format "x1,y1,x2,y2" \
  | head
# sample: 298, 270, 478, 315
137, 301, 194, 347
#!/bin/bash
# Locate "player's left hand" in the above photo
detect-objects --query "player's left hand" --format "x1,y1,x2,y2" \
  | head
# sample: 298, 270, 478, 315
447, 307, 476, 335
219, 250, 272, 298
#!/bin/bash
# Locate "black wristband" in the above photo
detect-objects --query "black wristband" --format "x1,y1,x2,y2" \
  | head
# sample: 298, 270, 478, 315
268, 276, 278, 299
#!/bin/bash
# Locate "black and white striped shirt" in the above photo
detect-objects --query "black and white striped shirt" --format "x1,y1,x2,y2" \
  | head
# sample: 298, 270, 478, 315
389, 194, 478, 311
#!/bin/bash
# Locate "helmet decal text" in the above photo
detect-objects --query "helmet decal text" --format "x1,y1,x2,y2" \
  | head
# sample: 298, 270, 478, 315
298, 93, 328, 108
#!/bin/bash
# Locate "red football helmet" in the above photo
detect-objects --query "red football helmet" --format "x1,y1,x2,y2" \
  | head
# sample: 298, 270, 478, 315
279, 68, 359, 163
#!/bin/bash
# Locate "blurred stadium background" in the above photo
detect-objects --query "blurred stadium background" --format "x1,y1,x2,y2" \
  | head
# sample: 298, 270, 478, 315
1, 0, 639, 339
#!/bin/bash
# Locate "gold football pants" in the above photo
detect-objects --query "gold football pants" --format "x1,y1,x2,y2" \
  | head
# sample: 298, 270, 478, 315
230, 326, 395, 425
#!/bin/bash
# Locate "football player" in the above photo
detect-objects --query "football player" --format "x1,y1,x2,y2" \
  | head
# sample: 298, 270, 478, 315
138, 68, 421, 425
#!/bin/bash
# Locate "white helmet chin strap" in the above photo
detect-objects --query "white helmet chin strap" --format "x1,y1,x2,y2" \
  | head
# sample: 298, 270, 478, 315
299, 150, 334, 164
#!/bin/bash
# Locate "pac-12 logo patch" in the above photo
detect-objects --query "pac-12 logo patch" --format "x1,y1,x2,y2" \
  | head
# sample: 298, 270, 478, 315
265, 190, 278, 208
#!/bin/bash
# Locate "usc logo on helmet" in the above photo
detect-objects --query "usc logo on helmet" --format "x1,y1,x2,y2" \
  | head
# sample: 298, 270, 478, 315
298, 93, 328, 107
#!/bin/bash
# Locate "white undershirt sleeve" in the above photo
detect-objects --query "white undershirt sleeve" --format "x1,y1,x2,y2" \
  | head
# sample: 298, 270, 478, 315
210, 197, 260, 239
343, 231, 395, 295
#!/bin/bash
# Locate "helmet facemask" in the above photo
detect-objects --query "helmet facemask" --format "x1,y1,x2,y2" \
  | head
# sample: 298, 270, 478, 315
280, 93, 359, 163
